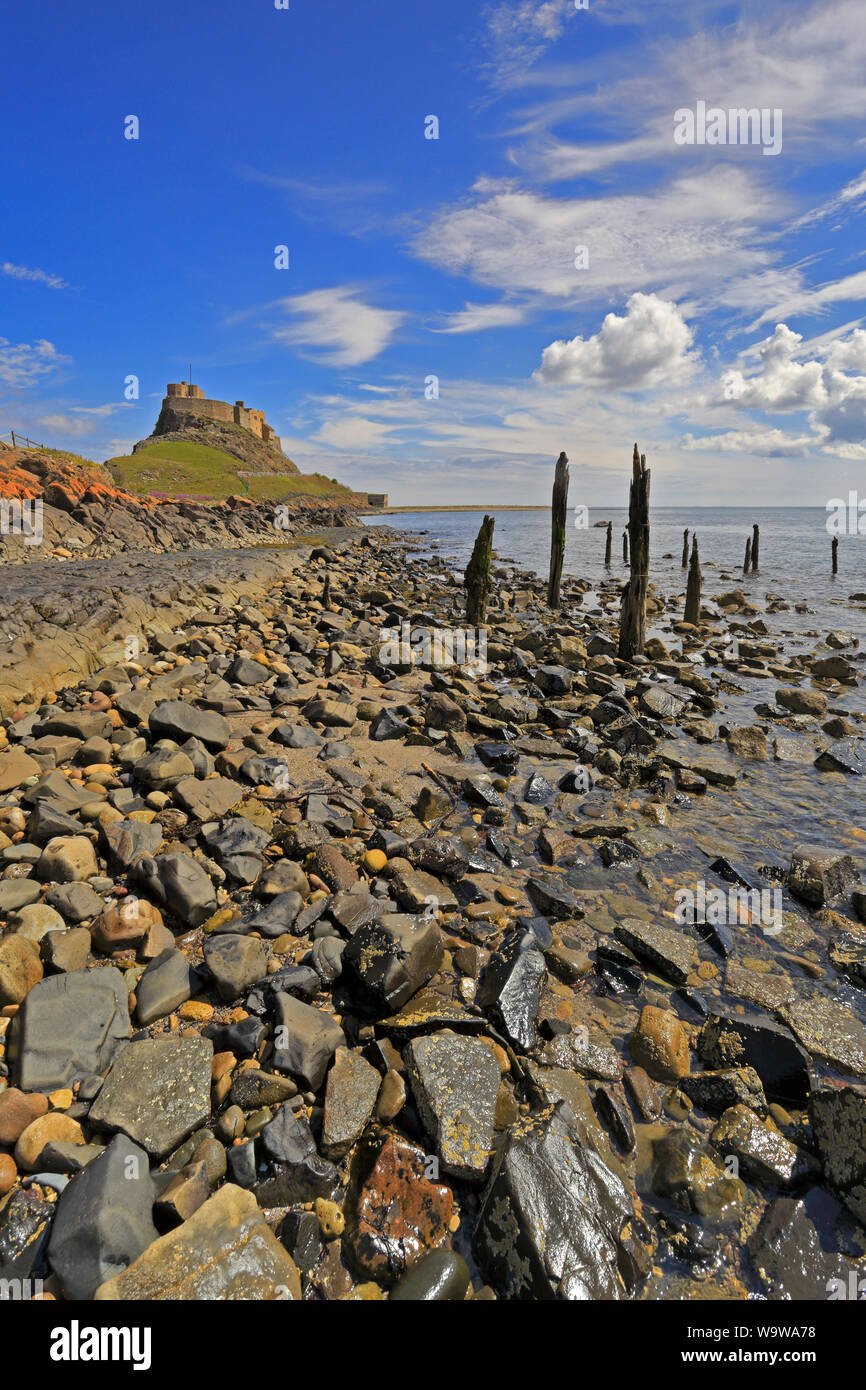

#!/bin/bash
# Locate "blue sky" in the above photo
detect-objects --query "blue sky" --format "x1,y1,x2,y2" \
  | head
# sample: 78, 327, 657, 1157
2, 0, 865, 503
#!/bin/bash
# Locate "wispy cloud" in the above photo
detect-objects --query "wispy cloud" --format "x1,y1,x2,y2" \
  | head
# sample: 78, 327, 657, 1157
2, 260, 68, 290
0, 337, 69, 389
271, 286, 405, 366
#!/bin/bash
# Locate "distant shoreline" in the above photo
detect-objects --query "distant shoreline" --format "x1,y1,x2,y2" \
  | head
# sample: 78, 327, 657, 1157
363, 504, 828, 514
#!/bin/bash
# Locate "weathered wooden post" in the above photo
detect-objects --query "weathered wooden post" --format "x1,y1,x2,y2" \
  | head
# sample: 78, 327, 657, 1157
618, 443, 651, 661
681, 528, 689, 568
604, 521, 612, 566
465, 514, 495, 625
684, 534, 702, 624
622, 530, 628, 564
751, 523, 760, 571
547, 452, 569, 608
832, 536, 838, 574
322, 571, 331, 607
743, 536, 752, 574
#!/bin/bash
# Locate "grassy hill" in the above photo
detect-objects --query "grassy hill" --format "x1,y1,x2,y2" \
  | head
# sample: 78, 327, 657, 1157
105, 440, 356, 503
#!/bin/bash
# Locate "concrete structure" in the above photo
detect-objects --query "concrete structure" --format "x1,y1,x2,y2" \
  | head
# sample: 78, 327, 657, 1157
164, 382, 279, 446
366, 493, 389, 508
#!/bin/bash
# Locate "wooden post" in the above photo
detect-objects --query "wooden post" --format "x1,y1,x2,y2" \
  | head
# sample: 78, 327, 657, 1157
681, 528, 689, 568
684, 534, 702, 624
751, 523, 760, 572
547, 452, 569, 608
832, 536, 838, 574
465, 514, 495, 625
10, 431, 15, 448
622, 530, 628, 564
322, 571, 331, 607
743, 536, 751, 574
617, 443, 651, 661
604, 521, 612, 566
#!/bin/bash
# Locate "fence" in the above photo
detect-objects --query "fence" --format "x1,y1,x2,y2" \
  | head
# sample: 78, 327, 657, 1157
0, 431, 45, 450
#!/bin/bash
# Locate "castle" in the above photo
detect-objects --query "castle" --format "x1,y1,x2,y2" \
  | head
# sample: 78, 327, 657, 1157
162, 382, 280, 448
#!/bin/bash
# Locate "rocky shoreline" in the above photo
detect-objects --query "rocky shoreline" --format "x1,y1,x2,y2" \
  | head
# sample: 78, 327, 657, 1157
0, 523, 865, 1301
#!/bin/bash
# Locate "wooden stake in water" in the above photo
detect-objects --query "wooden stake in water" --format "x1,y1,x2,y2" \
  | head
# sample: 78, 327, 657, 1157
684, 533, 702, 624
465, 514, 495, 625
832, 536, 839, 574
744, 536, 752, 574
751, 523, 760, 572
622, 530, 629, 564
547, 452, 569, 608
604, 521, 612, 566
618, 443, 651, 661
681, 528, 689, 568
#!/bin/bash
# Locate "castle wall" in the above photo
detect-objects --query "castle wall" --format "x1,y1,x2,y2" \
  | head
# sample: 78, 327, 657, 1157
161, 384, 279, 449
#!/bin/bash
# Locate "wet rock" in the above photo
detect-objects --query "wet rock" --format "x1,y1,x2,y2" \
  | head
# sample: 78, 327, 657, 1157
698, 1007, 811, 1106
94, 1184, 301, 1300
46, 1134, 157, 1300
203, 933, 269, 1000
614, 918, 697, 986
270, 992, 346, 1089
629, 1006, 691, 1082
89, 1036, 213, 1158
814, 739, 866, 775
391, 866, 458, 913
344, 1132, 453, 1285
9, 967, 131, 1092
475, 1102, 640, 1299
809, 1084, 866, 1225
342, 912, 443, 1015
623, 1066, 661, 1121
780, 995, 866, 1077
256, 1108, 341, 1204
650, 1128, 745, 1223
541, 1028, 622, 1082
526, 875, 585, 921
680, 1066, 767, 1117
390, 1249, 471, 1301
749, 1190, 861, 1300
322, 1047, 380, 1158
710, 1104, 819, 1188
478, 927, 546, 1052
789, 846, 860, 907
370, 709, 410, 741
405, 1032, 500, 1180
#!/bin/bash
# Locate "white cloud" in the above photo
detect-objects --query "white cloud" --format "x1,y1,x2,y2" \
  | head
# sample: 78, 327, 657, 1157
747, 269, 866, 330
412, 169, 782, 308
479, 1, 572, 89
271, 287, 404, 366
721, 325, 827, 410
432, 301, 528, 334
536, 293, 697, 388
681, 426, 815, 456
1, 261, 67, 290
36, 413, 95, 436
0, 338, 68, 389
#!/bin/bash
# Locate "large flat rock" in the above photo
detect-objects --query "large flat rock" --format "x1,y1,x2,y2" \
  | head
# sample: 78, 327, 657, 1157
89, 1036, 213, 1157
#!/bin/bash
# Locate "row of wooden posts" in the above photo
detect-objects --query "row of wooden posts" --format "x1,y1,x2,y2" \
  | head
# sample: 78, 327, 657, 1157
464, 445, 842, 656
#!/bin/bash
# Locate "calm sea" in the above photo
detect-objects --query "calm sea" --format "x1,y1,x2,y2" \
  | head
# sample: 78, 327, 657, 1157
364, 507, 866, 643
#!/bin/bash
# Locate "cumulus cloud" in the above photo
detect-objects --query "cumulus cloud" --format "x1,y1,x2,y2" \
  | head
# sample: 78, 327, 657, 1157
536, 293, 697, 389
681, 427, 815, 456
272, 287, 404, 366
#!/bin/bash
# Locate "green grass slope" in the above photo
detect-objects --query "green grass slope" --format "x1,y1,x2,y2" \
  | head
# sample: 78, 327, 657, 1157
105, 440, 355, 503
